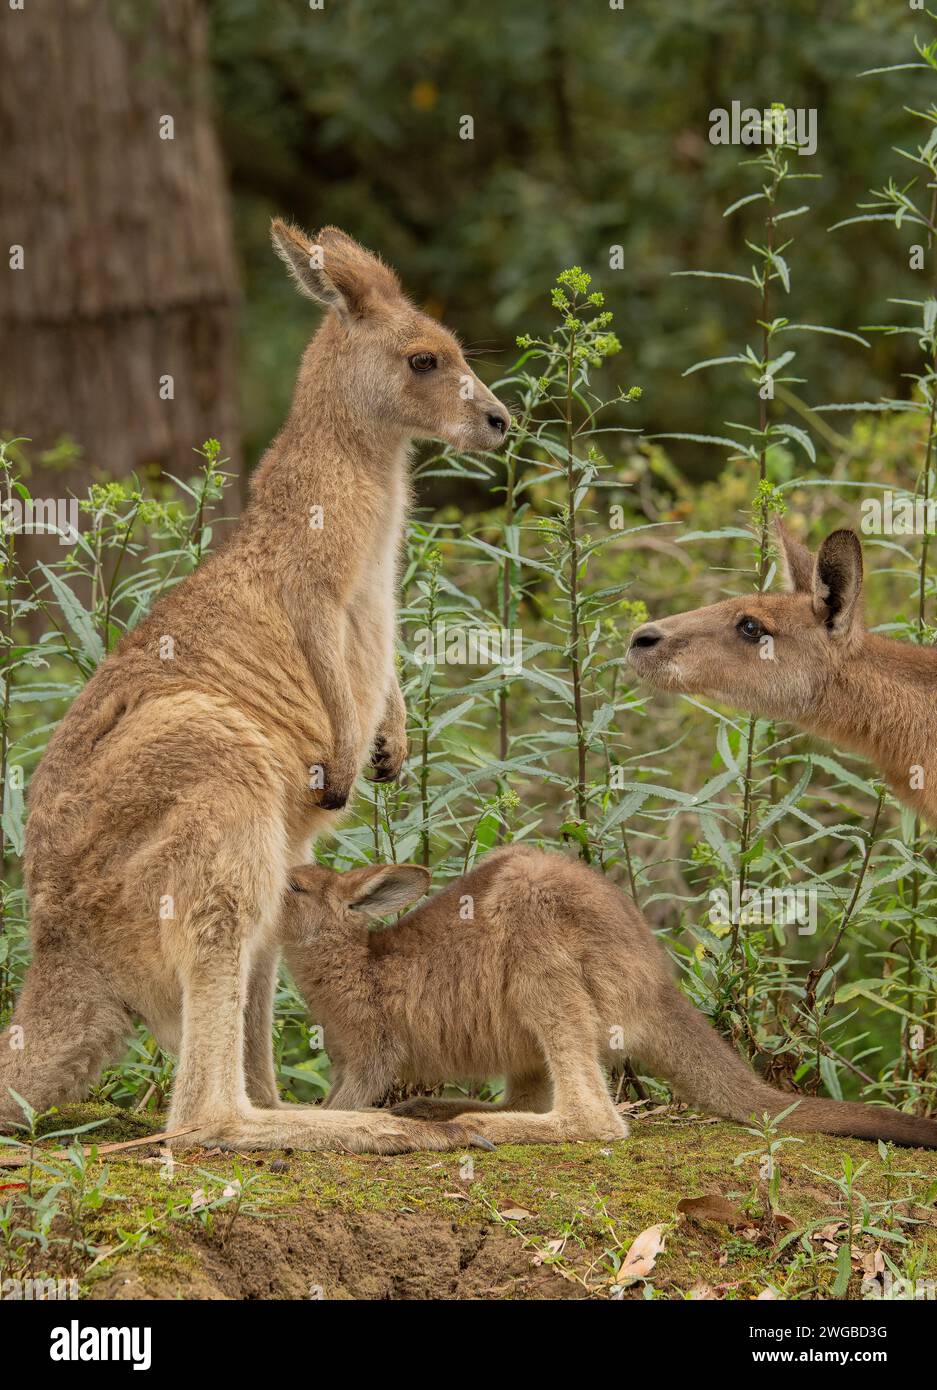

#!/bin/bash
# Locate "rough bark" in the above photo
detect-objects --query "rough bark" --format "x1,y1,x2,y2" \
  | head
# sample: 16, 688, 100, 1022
0, 0, 241, 504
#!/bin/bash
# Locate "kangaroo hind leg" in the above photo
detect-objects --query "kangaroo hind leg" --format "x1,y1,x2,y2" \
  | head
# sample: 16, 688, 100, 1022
461, 996, 628, 1145
243, 944, 282, 1109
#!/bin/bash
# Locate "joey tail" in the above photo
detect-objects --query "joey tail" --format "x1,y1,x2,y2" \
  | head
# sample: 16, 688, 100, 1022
637, 985, 937, 1149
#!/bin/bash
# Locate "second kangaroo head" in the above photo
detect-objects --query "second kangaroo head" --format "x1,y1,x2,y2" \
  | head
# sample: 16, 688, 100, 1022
271, 220, 511, 452
283, 861, 431, 941
628, 524, 865, 719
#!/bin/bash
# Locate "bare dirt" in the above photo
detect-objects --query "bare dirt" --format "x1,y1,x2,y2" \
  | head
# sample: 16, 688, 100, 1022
95, 1207, 578, 1301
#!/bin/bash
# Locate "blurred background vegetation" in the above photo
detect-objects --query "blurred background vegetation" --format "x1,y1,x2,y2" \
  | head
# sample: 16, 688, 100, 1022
215, 0, 925, 481
0, 0, 927, 495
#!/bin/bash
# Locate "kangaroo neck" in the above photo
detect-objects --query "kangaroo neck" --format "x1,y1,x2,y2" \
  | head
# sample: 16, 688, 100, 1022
808, 632, 937, 818
244, 319, 411, 523
254, 397, 406, 499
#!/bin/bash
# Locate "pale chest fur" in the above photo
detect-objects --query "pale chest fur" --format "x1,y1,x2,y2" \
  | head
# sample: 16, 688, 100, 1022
346, 458, 408, 745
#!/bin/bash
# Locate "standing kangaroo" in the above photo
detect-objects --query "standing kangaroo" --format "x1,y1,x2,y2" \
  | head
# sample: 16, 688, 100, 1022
282, 846, 937, 1147
629, 523, 937, 823
1, 223, 510, 1153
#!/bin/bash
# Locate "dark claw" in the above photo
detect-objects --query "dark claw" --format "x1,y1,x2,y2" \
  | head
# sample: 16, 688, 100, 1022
368, 745, 402, 784
469, 1133, 495, 1151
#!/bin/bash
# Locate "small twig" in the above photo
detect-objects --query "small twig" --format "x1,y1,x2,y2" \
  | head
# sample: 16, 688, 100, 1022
0, 1123, 198, 1168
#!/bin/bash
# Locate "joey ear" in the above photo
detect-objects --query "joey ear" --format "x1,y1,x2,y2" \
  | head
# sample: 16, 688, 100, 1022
345, 864, 431, 919
813, 529, 863, 638
775, 520, 815, 594
287, 864, 330, 894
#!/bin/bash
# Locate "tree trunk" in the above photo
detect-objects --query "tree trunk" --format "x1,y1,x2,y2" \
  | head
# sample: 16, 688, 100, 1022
0, 0, 241, 515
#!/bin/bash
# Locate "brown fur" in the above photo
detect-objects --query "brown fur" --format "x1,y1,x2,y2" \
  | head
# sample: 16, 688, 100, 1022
282, 846, 937, 1147
629, 523, 937, 822
0, 223, 509, 1154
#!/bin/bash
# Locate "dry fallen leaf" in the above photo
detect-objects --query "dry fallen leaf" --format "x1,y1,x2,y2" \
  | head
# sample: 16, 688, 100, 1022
756, 1286, 779, 1300
531, 1237, 566, 1266
615, 1223, 665, 1282
498, 1205, 532, 1221
677, 1195, 748, 1229
815, 1221, 846, 1241
443, 1190, 470, 1202
690, 1281, 718, 1300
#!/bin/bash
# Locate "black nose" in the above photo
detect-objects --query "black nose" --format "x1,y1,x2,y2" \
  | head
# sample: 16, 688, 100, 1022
487, 410, 508, 435
630, 625, 664, 650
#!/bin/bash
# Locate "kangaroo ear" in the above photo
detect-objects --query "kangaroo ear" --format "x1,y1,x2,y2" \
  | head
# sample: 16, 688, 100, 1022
315, 226, 402, 317
345, 864, 431, 919
813, 529, 863, 638
287, 864, 330, 894
775, 520, 815, 593
271, 219, 347, 313
271, 219, 400, 321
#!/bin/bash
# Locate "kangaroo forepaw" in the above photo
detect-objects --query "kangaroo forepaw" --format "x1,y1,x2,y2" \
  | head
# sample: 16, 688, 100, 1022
319, 787, 350, 810
369, 732, 406, 783
315, 767, 354, 810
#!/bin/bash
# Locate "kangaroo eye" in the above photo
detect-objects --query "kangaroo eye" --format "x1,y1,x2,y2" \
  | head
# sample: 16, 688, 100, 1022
737, 616, 766, 642
408, 352, 437, 373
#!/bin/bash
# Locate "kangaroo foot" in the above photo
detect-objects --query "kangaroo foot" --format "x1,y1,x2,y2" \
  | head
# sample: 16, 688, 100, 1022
168, 1105, 495, 1155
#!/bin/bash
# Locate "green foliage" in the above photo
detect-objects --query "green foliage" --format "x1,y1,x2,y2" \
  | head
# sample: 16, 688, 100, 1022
0, 1099, 258, 1290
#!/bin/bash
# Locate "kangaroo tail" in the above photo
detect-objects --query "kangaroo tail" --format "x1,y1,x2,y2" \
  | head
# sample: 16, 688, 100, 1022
0, 943, 132, 1128
635, 984, 937, 1149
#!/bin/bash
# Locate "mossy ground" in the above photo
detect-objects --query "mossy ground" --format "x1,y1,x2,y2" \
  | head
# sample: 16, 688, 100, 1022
5, 1103, 937, 1300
